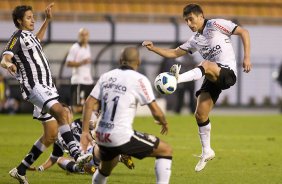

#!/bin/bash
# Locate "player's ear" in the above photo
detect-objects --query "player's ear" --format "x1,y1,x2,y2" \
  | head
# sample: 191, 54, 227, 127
17, 19, 22, 27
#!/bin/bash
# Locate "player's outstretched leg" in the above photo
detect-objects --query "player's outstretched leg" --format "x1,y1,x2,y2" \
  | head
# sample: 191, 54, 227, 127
9, 168, 29, 184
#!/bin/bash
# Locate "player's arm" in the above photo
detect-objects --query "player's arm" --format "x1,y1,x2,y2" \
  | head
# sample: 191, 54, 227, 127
66, 59, 91, 68
1, 54, 17, 76
37, 156, 57, 171
148, 101, 168, 135
233, 26, 252, 73
142, 40, 186, 58
36, 3, 54, 41
81, 95, 100, 152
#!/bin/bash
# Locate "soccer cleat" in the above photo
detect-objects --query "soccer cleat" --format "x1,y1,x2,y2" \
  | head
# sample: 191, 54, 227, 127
120, 155, 135, 170
9, 168, 29, 184
83, 164, 96, 174
195, 149, 215, 172
169, 64, 181, 80
76, 153, 93, 170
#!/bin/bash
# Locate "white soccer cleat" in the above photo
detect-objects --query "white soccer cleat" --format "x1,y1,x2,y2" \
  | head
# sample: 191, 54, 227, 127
76, 153, 93, 170
9, 168, 29, 184
169, 64, 181, 80
195, 149, 215, 172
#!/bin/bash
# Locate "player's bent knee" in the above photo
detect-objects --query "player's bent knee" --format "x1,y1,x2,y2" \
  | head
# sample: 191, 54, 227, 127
194, 111, 208, 123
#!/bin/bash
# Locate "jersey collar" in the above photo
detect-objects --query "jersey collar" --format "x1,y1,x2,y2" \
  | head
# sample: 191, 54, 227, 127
198, 19, 208, 34
119, 65, 134, 70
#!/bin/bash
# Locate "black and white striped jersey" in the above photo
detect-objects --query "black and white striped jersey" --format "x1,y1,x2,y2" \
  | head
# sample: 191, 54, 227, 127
2, 30, 54, 98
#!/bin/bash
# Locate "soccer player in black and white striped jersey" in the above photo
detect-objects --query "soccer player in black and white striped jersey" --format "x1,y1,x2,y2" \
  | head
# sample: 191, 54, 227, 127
1, 3, 92, 184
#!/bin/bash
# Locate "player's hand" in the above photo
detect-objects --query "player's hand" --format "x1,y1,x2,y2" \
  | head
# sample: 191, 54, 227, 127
82, 59, 91, 65
243, 57, 251, 73
45, 2, 54, 20
27, 166, 37, 171
80, 132, 92, 153
160, 123, 168, 135
7, 63, 17, 77
142, 41, 154, 51
155, 121, 168, 135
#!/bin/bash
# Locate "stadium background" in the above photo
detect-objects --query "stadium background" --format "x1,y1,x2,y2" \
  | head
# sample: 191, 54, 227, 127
0, 0, 282, 113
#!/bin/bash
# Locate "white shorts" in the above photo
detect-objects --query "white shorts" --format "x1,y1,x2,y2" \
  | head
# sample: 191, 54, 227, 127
27, 83, 59, 121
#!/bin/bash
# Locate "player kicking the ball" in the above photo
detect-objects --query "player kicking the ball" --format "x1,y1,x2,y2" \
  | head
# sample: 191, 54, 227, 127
143, 3, 251, 172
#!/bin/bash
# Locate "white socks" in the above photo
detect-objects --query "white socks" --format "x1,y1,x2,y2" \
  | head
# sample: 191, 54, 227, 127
92, 170, 108, 184
178, 66, 204, 83
198, 123, 211, 154
155, 158, 172, 184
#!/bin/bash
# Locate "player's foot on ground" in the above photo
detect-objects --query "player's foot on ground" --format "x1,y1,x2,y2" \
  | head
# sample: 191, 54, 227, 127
169, 64, 181, 80
83, 163, 96, 174
195, 149, 215, 172
9, 168, 29, 184
76, 153, 93, 170
120, 155, 135, 169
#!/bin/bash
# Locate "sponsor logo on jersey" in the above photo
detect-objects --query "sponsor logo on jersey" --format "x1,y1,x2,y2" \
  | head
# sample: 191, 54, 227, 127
138, 78, 151, 101
99, 121, 114, 129
96, 131, 112, 143
9, 37, 18, 50
213, 21, 231, 34
103, 82, 127, 92
199, 45, 222, 60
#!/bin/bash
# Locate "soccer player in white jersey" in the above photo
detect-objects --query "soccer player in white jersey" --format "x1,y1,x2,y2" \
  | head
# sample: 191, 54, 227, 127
0, 3, 92, 184
66, 28, 94, 113
80, 47, 172, 184
32, 106, 134, 174
142, 3, 252, 172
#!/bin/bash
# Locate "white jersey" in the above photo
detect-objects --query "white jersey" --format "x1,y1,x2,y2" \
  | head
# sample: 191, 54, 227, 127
66, 43, 93, 85
180, 19, 238, 75
90, 66, 155, 147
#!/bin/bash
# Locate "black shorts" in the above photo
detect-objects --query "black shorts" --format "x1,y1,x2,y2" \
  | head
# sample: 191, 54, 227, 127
98, 130, 160, 161
196, 64, 236, 104
70, 84, 94, 106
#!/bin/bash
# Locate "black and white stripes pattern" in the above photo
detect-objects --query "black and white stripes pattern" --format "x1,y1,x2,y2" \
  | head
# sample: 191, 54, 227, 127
3, 30, 54, 97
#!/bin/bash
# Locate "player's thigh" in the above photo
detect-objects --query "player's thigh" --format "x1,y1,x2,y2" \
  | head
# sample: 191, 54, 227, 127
150, 140, 172, 157
49, 103, 68, 124
201, 61, 221, 82
195, 92, 214, 122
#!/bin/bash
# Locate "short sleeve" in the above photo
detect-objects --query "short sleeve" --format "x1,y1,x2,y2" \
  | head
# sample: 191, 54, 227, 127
2, 31, 21, 57
90, 76, 103, 100
135, 76, 156, 106
179, 38, 197, 54
66, 44, 78, 62
212, 19, 238, 36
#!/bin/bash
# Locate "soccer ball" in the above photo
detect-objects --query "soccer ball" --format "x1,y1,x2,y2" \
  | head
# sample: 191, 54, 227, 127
154, 72, 177, 95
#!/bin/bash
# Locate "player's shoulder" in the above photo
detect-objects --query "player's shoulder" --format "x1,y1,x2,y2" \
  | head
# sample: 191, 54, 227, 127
8, 30, 22, 40
208, 18, 233, 27
70, 42, 80, 49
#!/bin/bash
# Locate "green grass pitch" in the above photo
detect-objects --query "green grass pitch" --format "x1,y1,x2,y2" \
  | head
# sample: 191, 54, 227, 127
0, 114, 281, 184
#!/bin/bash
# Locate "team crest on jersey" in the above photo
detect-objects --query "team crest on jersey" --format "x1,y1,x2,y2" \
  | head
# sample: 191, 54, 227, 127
9, 37, 18, 49
45, 91, 53, 96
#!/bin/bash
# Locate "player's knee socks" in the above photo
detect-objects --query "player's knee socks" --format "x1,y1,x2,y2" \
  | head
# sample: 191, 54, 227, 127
58, 160, 78, 172
178, 66, 205, 83
92, 169, 108, 184
198, 119, 211, 154
58, 124, 80, 160
17, 139, 46, 175
155, 157, 172, 184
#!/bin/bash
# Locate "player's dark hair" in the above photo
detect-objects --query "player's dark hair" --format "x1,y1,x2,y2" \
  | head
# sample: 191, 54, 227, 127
183, 4, 203, 17
12, 5, 32, 28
